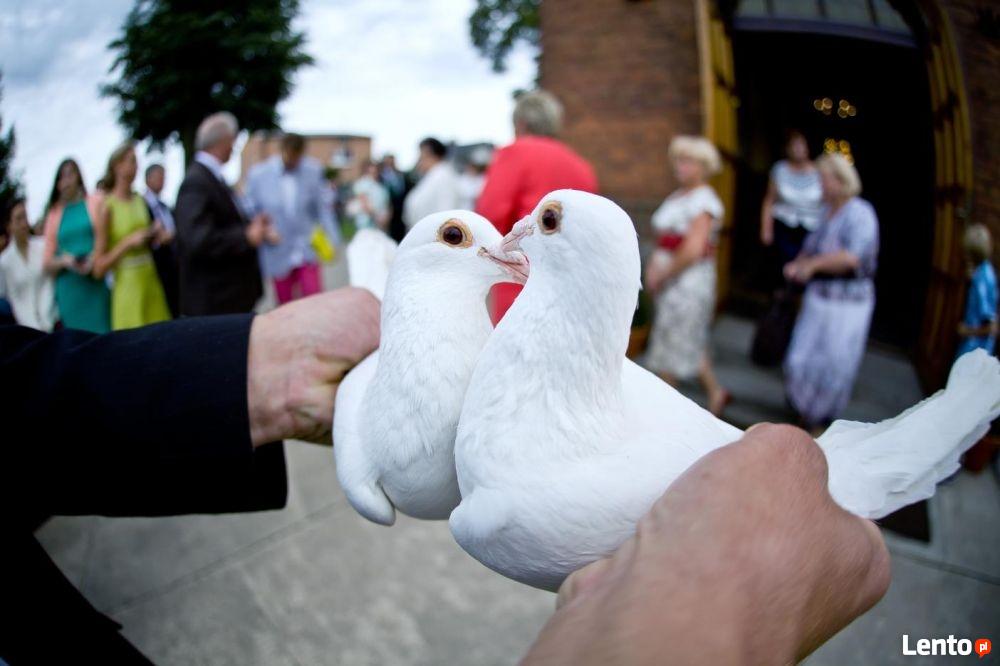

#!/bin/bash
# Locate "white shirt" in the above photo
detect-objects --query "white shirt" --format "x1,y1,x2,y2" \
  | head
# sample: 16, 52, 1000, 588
403, 162, 463, 229
143, 189, 175, 234
0, 237, 56, 331
280, 171, 298, 221
770, 160, 822, 231
194, 151, 226, 183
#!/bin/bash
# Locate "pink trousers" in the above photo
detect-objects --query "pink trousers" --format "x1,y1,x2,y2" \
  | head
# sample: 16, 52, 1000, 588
274, 263, 322, 304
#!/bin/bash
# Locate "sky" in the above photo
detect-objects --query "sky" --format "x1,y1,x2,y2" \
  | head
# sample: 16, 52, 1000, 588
0, 0, 536, 220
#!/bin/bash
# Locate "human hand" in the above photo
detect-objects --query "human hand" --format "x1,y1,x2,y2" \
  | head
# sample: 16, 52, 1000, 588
247, 287, 381, 446
125, 228, 152, 251
784, 258, 814, 283
58, 253, 78, 272
525, 424, 890, 665
264, 224, 281, 246
246, 214, 270, 247
152, 221, 173, 246
643, 254, 671, 293
71, 255, 93, 275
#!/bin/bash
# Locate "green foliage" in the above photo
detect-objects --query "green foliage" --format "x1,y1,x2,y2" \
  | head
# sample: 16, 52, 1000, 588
469, 0, 540, 73
0, 73, 22, 220
101, 0, 313, 162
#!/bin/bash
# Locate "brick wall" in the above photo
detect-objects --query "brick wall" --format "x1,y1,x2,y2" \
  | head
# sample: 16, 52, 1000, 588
941, 0, 1000, 254
539, 0, 703, 230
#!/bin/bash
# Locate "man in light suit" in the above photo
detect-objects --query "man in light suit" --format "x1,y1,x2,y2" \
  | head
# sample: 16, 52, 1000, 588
175, 112, 276, 316
244, 133, 339, 304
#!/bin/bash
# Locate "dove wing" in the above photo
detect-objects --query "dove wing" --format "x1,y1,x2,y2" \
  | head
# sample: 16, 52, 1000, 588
333, 350, 397, 525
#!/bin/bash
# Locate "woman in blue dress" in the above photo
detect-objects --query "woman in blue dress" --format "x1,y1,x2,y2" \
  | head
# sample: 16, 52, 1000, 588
782, 154, 879, 431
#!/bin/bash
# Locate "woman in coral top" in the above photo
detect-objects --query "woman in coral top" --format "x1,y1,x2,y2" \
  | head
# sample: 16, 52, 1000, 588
475, 90, 598, 323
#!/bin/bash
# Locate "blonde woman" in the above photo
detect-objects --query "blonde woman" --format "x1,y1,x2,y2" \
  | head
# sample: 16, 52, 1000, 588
92, 142, 171, 330
783, 153, 879, 430
644, 135, 730, 416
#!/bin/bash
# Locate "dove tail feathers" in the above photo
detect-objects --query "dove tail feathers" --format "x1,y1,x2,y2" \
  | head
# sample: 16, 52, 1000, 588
343, 479, 396, 526
818, 348, 1000, 520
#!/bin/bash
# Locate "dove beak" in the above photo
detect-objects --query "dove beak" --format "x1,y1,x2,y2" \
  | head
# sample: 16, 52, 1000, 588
478, 244, 529, 285
501, 216, 534, 254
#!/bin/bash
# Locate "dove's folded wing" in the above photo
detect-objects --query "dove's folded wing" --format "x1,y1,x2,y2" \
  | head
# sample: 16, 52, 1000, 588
621, 359, 742, 462
333, 351, 397, 525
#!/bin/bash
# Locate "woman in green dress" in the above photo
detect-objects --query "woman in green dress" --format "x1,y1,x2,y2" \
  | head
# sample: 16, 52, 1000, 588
42, 158, 111, 333
93, 143, 171, 330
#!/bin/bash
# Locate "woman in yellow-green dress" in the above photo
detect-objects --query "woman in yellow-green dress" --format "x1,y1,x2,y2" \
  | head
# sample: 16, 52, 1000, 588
93, 142, 171, 330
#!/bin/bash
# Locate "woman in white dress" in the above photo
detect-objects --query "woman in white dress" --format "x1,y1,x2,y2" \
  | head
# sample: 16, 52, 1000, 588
0, 198, 56, 331
644, 136, 730, 415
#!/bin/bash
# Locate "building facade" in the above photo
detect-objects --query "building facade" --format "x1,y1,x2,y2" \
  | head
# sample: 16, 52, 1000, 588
540, 0, 999, 388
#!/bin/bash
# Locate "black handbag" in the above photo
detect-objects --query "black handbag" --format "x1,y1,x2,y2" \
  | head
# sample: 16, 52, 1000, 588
751, 285, 801, 367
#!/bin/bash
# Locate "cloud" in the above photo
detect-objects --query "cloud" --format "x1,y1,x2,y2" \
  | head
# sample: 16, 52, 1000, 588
2, 0, 536, 220
0, 0, 132, 84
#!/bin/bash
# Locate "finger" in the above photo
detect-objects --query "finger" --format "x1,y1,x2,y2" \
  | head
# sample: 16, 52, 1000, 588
556, 557, 613, 610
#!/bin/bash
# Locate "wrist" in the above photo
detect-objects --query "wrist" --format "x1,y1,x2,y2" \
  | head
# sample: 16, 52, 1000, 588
247, 312, 293, 446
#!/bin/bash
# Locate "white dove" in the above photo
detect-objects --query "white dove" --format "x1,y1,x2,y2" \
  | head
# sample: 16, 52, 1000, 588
451, 189, 1000, 591
334, 210, 527, 525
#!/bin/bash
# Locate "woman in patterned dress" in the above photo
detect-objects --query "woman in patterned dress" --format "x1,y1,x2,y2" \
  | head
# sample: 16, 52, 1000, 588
644, 136, 730, 416
783, 153, 880, 431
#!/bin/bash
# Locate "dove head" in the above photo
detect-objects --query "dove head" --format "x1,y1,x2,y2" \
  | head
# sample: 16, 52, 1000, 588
395, 210, 527, 291
490, 190, 641, 301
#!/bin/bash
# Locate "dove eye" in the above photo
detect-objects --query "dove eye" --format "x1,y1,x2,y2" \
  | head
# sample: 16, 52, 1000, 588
539, 202, 562, 234
437, 219, 472, 248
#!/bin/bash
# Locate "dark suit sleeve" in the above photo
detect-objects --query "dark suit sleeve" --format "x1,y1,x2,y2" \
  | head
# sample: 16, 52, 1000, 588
175, 177, 256, 261
0, 316, 286, 520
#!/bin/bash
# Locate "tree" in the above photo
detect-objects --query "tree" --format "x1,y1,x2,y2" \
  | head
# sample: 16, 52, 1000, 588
469, 0, 540, 73
102, 0, 314, 164
0, 72, 22, 219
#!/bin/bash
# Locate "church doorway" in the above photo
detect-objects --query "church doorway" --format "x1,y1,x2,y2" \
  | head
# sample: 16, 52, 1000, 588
724, 2, 936, 351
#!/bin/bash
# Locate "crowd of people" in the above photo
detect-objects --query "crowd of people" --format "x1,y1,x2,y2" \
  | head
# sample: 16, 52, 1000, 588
1, 90, 996, 434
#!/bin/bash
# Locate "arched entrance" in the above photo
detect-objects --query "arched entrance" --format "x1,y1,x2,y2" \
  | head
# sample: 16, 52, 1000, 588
699, 0, 973, 388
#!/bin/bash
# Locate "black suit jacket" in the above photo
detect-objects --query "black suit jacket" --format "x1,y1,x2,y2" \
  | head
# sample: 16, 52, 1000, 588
0, 316, 286, 663
175, 162, 263, 316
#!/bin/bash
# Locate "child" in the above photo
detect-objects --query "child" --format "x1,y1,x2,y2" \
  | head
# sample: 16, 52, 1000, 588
957, 223, 998, 357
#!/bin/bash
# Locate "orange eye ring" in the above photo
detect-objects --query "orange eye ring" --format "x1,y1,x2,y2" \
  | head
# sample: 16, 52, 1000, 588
437, 219, 473, 248
538, 201, 562, 234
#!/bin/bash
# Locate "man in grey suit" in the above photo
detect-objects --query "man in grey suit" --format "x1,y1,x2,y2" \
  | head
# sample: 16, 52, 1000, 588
244, 133, 339, 304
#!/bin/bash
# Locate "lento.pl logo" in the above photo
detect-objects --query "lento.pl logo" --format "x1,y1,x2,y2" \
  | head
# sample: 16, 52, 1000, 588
902, 635, 991, 658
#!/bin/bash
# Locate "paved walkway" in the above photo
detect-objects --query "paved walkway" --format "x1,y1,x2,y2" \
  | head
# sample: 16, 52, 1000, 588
36, 270, 1000, 664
